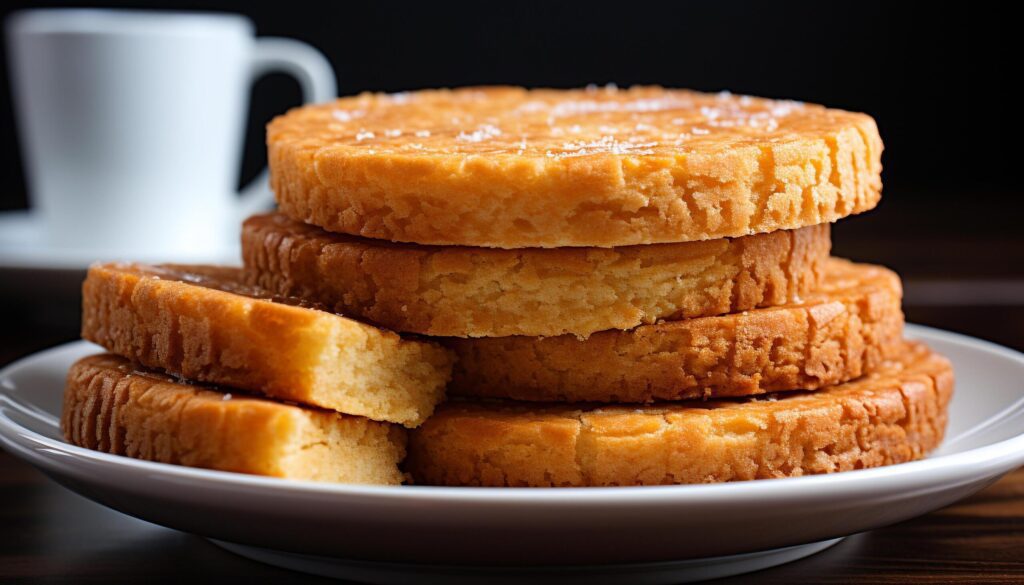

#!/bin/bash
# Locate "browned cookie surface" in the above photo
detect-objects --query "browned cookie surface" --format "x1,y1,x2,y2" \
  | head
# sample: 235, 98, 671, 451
448, 258, 904, 402
270, 86, 881, 248
63, 354, 407, 484
408, 342, 952, 487
243, 213, 829, 338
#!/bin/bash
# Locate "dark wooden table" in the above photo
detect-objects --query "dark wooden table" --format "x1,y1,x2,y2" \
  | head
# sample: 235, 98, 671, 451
2, 213, 1023, 583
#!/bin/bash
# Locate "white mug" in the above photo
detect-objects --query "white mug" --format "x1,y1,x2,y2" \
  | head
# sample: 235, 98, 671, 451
5, 9, 336, 255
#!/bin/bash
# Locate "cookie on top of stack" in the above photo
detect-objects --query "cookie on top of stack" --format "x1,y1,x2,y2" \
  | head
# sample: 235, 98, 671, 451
65, 86, 953, 487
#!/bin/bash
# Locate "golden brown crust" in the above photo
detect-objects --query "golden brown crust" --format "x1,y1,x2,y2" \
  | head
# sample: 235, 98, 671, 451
242, 213, 830, 338
80, 263, 454, 427
63, 354, 407, 484
407, 342, 953, 487
447, 258, 903, 402
269, 86, 882, 248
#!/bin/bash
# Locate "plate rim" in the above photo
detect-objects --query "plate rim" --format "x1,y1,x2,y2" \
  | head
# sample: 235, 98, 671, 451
0, 209, 240, 271
2, 323, 1024, 505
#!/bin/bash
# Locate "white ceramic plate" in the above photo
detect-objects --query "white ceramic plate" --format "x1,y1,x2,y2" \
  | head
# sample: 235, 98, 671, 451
2, 324, 1023, 584
0, 210, 240, 271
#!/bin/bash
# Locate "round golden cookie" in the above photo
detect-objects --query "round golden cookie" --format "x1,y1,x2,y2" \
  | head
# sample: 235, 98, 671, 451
407, 342, 953, 487
447, 258, 903, 402
269, 86, 882, 248
242, 213, 830, 338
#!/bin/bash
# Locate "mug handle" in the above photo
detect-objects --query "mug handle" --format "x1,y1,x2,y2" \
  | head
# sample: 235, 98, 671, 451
237, 37, 338, 218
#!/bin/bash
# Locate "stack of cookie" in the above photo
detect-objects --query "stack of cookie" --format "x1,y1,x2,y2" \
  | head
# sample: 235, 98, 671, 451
66, 262, 454, 484
65, 86, 954, 487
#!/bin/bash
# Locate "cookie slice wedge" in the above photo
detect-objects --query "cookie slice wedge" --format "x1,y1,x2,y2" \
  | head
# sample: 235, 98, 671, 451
81, 263, 454, 427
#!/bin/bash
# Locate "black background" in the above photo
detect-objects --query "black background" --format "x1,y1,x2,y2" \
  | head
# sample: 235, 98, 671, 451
0, 2, 1019, 251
